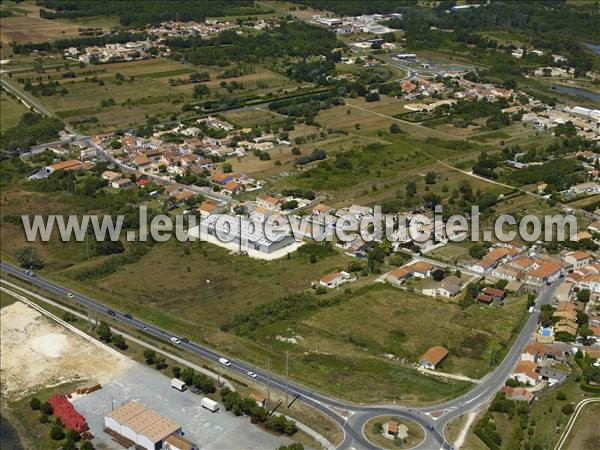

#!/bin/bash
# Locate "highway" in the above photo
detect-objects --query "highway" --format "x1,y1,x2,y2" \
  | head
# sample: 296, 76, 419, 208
1, 260, 558, 449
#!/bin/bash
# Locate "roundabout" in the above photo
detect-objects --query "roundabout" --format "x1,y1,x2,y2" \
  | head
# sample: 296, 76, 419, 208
363, 415, 425, 449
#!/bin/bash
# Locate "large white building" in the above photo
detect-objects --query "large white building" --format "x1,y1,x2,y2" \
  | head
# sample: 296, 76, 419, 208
104, 401, 182, 450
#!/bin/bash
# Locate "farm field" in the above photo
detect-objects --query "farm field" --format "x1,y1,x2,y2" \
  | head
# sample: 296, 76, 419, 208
0, 91, 28, 130
9, 58, 312, 133
565, 402, 600, 450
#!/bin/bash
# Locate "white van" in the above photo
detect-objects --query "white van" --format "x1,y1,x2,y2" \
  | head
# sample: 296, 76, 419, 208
219, 357, 231, 367
171, 378, 187, 391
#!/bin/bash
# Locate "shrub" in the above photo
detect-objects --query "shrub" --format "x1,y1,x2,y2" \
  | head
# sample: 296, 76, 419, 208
30, 397, 41, 410
561, 404, 574, 415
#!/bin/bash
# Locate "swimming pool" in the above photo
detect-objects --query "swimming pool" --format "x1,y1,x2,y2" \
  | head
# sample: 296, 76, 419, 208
540, 327, 553, 337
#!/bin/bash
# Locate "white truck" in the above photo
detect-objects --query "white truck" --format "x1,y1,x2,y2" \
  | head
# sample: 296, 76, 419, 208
171, 378, 187, 392
201, 397, 219, 412
219, 357, 231, 367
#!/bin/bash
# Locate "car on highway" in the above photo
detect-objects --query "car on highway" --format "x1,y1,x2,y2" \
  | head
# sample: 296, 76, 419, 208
247, 371, 257, 378
124, 313, 133, 319
171, 337, 181, 344
181, 337, 189, 343
142, 326, 149, 331
107, 309, 116, 316
66, 292, 74, 298
24, 270, 36, 277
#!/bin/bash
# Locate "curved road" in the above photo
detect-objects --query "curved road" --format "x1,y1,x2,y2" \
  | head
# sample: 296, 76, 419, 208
0, 261, 558, 449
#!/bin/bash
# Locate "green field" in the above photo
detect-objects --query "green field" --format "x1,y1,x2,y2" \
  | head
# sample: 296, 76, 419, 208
0, 91, 28, 130
5, 58, 309, 134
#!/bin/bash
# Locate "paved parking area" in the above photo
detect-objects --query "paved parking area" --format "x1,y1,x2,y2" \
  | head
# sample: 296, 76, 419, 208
72, 363, 293, 450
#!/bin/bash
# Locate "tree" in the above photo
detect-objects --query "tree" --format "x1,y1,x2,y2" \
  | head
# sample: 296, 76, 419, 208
110, 140, 122, 149
80, 441, 95, 450
469, 244, 487, 259
291, 147, 301, 155
30, 397, 41, 410
155, 355, 167, 370
112, 334, 127, 350
50, 423, 65, 440
222, 162, 233, 173
172, 366, 182, 379
39, 413, 49, 423
389, 123, 401, 134
561, 404, 574, 415
425, 171, 437, 184
143, 349, 156, 365
577, 289, 590, 303
41, 401, 53, 415
97, 321, 112, 342
15, 247, 43, 269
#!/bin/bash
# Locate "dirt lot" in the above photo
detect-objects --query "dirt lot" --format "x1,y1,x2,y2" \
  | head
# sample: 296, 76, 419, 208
0, 301, 127, 400
0, 15, 81, 43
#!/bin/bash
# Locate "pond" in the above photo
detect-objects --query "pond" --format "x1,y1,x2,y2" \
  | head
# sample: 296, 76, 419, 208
0, 416, 24, 450
551, 84, 600, 103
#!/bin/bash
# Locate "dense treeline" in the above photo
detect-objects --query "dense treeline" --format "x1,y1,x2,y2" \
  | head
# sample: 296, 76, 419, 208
37, 1, 262, 27
291, 0, 413, 16
1, 113, 64, 154
12, 32, 149, 55
268, 90, 343, 120
169, 22, 338, 67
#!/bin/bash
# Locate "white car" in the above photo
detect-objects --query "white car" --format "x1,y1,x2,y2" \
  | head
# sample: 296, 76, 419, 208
67, 292, 74, 298
247, 371, 257, 378
170, 337, 181, 345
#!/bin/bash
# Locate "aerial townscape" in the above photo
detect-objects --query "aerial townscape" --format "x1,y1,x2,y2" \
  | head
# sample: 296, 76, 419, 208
1, 1, 600, 450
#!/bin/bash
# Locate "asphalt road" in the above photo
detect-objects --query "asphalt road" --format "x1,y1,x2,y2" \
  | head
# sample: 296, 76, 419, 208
1, 260, 559, 449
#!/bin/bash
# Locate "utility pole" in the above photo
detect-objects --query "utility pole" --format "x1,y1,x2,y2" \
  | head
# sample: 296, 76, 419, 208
285, 351, 289, 407
267, 358, 271, 409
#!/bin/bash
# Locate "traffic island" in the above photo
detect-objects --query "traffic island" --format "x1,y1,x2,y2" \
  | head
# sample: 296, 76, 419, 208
363, 415, 425, 449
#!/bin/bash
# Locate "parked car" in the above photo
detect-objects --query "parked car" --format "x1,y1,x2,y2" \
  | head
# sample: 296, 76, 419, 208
190, 386, 201, 395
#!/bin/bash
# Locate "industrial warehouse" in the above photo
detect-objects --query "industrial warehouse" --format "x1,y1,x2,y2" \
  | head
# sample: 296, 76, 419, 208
104, 401, 195, 450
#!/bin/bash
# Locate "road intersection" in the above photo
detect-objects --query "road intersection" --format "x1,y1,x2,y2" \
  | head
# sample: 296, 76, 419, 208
1, 261, 558, 449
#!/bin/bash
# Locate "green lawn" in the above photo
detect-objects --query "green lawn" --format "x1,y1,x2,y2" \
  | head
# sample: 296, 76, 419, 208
0, 90, 28, 131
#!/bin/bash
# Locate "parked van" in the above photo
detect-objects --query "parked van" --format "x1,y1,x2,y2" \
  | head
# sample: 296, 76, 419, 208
171, 378, 187, 391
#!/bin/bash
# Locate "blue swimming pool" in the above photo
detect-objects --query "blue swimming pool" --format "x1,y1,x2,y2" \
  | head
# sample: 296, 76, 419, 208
540, 328, 553, 337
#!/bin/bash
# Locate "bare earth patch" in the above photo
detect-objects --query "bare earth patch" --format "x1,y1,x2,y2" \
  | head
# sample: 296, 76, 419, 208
0, 301, 128, 400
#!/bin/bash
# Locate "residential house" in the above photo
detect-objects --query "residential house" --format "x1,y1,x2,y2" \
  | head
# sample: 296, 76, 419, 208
256, 194, 282, 211
511, 361, 539, 385
197, 201, 222, 218
570, 182, 600, 196
412, 261, 434, 278
477, 293, 493, 304
526, 261, 562, 287
171, 190, 195, 204
312, 204, 334, 221
112, 178, 134, 189
436, 276, 462, 298
482, 287, 506, 301
319, 271, 353, 289
102, 170, 122, 182
45, 160, 92, 175
419, 346, 449, 370
222, 181, 242, 195
388, 266, 413, 285
554, 319, 578, 338
133, 154, 152, 169
211, 172, 239, 186
501, 387, 534, 403
538, 367, 568, 386
564, 251, 591, 269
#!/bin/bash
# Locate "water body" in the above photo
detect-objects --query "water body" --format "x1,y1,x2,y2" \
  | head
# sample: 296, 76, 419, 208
551, 84, 600, 103
0, 416, 24, 450
585, 42, 600, 55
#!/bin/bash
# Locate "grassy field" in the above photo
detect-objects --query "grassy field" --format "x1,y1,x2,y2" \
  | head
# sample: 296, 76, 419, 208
0, 91, 28, 130
7, 58, 310, 133
565, 402, 600, 450
364, 416, 425, 449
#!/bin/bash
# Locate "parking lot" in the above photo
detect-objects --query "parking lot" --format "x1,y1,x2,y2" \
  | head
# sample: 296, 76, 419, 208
72, 363, 294, 450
